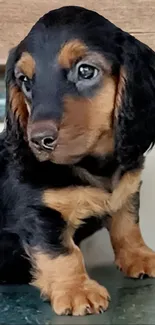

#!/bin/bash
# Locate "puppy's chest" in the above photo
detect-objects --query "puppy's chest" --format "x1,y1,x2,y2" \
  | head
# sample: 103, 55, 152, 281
43, 155, 119, 225
73, 155, 118, 192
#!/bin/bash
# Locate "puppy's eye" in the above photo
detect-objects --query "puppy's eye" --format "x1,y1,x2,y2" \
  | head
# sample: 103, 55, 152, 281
19, 75, 31, 91
78, 64, 98, 80
19, 75, 29, 83
17, 74, 32, 99
68, 61, 102, 95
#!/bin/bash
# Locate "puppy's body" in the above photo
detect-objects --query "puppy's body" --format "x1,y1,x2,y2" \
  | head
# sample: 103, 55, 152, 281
0, 127, 117, 283
2, 5, 155, 315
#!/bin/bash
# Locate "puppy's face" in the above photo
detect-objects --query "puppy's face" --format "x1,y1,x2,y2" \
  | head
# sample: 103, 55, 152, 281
7, 7, 123, 164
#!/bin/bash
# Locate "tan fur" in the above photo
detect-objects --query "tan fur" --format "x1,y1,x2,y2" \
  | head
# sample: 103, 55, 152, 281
58, 40, 88, 69
50, 76, 116, 164
114, 67, 126, 118
58, 40, 111, 71
110, 169, 142, 212
9, 85, 28, 128
109, 201, 155, 278
43, 186, 110, 228
30, 242, 110, 315
9, 52, 35, 127
43, 169, 141, 228
91, 130, 114, 156
16, 52, 35, 79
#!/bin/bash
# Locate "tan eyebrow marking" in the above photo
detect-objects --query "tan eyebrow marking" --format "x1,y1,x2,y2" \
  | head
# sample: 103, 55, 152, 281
58, 39, 88, 69
16, 52, 35, 79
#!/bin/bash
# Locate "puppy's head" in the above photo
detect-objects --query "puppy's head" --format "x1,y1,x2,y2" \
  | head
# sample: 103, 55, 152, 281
6, 6, 155, 168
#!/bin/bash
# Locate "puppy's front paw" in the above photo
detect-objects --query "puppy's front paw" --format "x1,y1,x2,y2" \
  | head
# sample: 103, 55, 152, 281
52, 278, 110, 316
116, 246, 155, 278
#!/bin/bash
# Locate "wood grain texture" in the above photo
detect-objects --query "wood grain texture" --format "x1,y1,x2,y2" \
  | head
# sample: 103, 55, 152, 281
0, 0, 155, 61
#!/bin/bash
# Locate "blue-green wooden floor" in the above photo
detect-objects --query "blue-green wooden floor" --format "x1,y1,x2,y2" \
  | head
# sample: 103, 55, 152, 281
0, 265, 155, 325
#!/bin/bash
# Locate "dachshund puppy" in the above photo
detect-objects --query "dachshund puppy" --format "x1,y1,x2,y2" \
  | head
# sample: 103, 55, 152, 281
2, 5, 155, 315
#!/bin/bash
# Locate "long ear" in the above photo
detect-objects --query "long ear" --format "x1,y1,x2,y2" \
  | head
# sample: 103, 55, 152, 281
5, 46, 28, 133
114, 43, 155, 171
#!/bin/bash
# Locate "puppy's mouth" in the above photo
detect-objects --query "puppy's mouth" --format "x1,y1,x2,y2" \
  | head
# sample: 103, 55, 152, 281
27, 120, 87, 165
28, 141, 53, 162
29, 139, 84, 165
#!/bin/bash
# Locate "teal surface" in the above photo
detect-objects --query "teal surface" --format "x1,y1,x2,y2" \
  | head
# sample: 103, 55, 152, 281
0, 265, 155, 324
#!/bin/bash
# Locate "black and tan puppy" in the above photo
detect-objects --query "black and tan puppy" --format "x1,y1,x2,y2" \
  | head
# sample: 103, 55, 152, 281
1, 5, 155, 315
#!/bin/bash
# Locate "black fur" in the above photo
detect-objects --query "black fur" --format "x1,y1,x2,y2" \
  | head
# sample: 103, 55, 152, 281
0, 6, 155, 283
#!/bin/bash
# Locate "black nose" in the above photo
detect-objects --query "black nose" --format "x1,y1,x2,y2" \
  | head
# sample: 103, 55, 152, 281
31, 133, 57, 151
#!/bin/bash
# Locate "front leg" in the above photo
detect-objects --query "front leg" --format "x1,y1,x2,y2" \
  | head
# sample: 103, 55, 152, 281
28, 241, 110, 316
109, 190, 155, 278
23, 207, 110, 316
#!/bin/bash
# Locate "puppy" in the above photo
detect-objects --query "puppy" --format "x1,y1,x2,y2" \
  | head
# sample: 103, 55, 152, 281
2, 5, 155, 315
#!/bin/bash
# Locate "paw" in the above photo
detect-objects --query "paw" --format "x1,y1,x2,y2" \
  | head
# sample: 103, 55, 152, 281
52, 278, 110, 316
115, 247, 155, 278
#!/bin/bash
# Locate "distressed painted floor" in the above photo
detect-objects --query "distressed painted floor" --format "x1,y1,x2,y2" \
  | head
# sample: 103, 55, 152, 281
0, 265, 155, 325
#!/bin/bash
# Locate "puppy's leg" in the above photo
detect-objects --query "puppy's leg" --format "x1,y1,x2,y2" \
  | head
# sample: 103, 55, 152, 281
110, 169, 141, 212
109, 191, 155, 278
29, 240, 110, 316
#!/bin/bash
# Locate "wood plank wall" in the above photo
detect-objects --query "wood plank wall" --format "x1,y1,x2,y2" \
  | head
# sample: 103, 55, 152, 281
0, 0, 155, 63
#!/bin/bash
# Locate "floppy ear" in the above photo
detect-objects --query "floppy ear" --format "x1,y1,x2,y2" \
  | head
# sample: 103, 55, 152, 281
114, 44, 155, 171
5, 46, 28, 133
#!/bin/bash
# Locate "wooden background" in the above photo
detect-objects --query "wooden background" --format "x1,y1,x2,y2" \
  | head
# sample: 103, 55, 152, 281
0, 0, 155, 63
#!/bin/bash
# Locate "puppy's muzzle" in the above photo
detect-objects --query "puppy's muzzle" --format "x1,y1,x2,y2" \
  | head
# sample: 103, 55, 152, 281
28, 120, 58, 153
